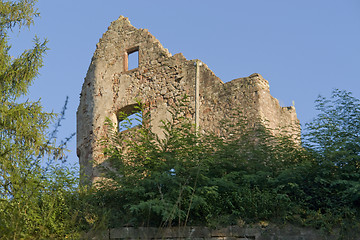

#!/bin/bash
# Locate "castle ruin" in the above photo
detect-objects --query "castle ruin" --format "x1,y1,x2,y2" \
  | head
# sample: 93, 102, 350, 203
77, 16, 299, 184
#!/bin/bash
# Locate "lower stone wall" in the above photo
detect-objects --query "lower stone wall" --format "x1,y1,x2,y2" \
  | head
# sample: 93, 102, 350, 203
82, 224, 359, 240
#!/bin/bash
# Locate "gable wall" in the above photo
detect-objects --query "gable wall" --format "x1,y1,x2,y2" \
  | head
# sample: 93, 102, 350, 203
77, 16, 299, 184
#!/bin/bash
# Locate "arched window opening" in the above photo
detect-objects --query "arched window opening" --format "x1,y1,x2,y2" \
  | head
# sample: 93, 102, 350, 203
117, 104, 142, 132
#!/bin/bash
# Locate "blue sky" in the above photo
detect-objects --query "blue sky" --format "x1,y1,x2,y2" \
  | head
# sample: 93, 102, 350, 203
11, 0, 360, 167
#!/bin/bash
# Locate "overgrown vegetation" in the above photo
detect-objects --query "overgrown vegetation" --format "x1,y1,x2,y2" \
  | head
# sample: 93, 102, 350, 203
92, 91, 359, 235
1, 0, 359, 238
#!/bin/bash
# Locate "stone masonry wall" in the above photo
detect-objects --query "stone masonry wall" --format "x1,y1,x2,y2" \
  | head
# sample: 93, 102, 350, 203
82, 225, 358, 240
77, 16, 300, 184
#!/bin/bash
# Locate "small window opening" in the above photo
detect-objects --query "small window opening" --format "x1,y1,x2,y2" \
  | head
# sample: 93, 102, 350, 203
127, 48, 139, 71
117, 104, 142, 132
118, 112, 142, 132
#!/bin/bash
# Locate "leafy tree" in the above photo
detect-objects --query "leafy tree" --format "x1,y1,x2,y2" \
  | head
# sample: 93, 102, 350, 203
305, 89, 360, 169
270, 89, 360, 231
0, 1, 79, 239
301, 89, 360, 225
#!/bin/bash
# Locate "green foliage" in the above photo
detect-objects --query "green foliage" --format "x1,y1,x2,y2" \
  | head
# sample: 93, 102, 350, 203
96, 99, 295, 227
0, 1, 80, 239
4, 0, 358, 237
1, 0, 358, 237
95, 90, 359, 233
300, 89, 360, 229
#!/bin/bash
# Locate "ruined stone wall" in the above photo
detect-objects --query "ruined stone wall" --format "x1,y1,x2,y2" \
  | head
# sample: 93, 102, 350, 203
82, 225, 356, 240
77, 16, 300, 184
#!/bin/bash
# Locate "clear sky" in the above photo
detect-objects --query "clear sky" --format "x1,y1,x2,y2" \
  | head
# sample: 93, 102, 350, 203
11, 0, 360, 167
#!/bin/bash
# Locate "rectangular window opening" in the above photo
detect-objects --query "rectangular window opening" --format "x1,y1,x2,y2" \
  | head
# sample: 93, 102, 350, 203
127, 48, 139, 70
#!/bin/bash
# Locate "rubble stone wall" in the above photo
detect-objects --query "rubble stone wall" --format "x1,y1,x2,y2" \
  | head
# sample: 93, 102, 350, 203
82, 225, 355, 240
77, 16, 300, 184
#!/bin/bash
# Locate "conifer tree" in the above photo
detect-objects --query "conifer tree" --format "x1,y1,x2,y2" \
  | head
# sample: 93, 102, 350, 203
0, 1, 77, 238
